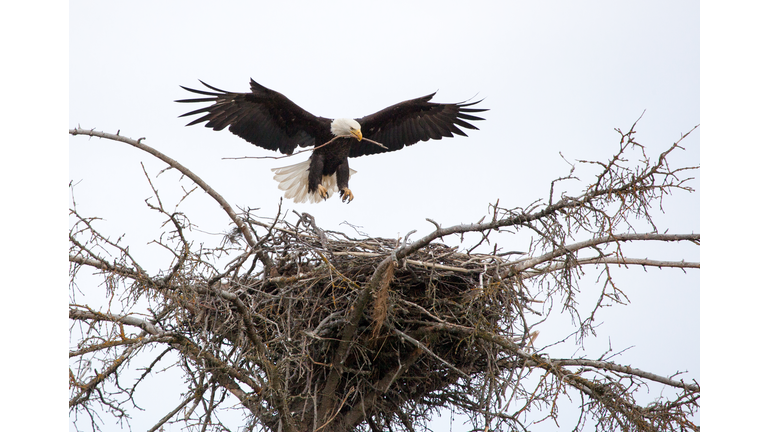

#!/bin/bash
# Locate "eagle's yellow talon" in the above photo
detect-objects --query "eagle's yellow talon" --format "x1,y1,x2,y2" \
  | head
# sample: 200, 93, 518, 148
316, 184, 330, 200
340, 187, 354, 203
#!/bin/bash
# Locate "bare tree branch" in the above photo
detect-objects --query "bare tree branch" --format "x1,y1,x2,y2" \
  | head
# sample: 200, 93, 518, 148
550, 358, 700, 392
69, 128, 260, 250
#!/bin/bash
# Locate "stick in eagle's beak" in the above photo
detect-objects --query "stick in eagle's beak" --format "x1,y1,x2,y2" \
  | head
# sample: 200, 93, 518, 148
350, 128, 363, 141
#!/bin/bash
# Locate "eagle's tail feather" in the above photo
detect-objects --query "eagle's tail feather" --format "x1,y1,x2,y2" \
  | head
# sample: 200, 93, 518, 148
271, 159, 356, 204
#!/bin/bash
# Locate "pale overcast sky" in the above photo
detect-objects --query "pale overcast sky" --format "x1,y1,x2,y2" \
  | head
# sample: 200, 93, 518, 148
8, 1, 768, 431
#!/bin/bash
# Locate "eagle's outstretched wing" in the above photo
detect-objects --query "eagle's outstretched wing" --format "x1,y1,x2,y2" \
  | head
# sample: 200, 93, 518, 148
177, 79, 331, 155
350, 93, 487, 157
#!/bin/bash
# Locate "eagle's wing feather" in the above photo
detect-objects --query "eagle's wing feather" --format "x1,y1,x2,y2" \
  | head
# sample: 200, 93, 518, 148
177, 79, 330, 155
350, 93, 487, 158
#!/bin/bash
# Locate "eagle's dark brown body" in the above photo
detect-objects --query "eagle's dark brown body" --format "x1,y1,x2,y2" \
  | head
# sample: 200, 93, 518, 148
308, 138, 354, 198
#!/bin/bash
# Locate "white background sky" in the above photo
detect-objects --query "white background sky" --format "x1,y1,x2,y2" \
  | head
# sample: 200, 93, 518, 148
2, 1, 765, 431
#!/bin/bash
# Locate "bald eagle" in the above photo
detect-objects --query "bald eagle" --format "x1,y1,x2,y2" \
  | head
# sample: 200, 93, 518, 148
177, 79, 486, 203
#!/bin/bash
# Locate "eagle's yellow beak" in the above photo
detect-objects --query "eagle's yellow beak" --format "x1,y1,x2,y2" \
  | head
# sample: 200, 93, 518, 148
350, 128, 363, 141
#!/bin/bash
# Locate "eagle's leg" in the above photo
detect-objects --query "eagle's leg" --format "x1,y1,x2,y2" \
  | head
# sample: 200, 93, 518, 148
307, 153, 330, 200
336, 159, 354, 203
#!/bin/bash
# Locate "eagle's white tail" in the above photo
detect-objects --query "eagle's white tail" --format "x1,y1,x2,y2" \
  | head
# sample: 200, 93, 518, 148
271, 159, 356, 204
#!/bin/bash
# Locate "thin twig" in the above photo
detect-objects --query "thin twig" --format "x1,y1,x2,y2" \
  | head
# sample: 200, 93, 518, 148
223, 135, 389, 161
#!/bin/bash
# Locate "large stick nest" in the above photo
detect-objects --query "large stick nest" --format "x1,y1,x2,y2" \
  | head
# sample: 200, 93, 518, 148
170, 213, 531, 425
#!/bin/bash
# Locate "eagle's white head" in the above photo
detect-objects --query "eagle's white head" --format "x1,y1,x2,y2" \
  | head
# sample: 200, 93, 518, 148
330, 118, 363, 141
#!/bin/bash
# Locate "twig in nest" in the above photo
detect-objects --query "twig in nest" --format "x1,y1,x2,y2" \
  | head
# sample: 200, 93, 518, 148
314, 386, 355, 432
392, 328, 469, 379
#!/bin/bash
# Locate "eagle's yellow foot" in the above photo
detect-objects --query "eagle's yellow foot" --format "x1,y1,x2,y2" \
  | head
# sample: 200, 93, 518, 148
340, 187, 354, 203
316, 184, 330, 200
